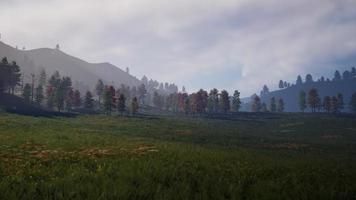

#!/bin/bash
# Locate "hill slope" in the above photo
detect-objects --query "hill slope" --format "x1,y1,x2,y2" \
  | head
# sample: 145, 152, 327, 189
0, 41, 141, 91
260, 79, 356, 112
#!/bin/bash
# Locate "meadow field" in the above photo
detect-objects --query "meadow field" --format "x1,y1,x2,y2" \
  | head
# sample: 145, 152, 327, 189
0, 112, 355, 199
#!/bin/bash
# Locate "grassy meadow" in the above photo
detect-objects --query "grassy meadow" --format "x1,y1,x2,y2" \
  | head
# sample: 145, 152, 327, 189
0, 112, 356, 199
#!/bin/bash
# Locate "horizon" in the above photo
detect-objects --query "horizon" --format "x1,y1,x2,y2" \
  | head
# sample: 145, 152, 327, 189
1, 0, 356, 96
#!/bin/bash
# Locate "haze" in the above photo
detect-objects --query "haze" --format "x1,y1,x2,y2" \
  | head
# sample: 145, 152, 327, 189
1, 0, 356, 96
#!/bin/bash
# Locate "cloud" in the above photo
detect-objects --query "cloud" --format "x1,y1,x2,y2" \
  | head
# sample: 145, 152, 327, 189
1, 0, 356, 96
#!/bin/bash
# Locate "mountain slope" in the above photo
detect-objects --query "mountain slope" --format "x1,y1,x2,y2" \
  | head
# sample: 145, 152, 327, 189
0, 41, 141, 91
260, 79, 356, 112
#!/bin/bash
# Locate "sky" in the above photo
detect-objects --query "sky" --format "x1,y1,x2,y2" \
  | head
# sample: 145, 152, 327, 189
1, 0, 356, 96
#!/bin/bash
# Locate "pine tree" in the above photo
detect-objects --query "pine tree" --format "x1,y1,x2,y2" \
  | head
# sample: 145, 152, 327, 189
296, 75, 303, 85
95, 79, 104, 104
330, 96, 338, 113
277, 98, 285, 112
270, 97, 277, 112
84, 91, 94, 110
305, 74, 313, 83
261, 103, 268, 112
208, 88, 219, 113
23, 83, 32, 103
350, 92, 356, 113
337, 93, 344, 112
65, 89, 74, 111
131, 97, 139, 115
73, 90, 82, 109
251, 95, 261, 112
118, 94, 126, 115
232, 90, 241, 112
38, 69, 47, 87
299, 90, 307, 112
333, 70, 341, 81
35, 85, 44, 106
219, 90, 230, 113
279, 80, 284, 89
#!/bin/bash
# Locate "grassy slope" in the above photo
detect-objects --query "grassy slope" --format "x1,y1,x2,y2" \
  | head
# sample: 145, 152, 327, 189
0, 112, 356, 199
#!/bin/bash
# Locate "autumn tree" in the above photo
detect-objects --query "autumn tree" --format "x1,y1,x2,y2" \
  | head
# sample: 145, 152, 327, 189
219, 90, 230, 113
299, 90, 307, 112
232, 90, 241, 112
323, 96, 331, 113
308, 88, 319, 112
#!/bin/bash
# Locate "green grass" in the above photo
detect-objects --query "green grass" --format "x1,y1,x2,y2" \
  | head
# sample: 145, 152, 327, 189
0, 112, 356, 199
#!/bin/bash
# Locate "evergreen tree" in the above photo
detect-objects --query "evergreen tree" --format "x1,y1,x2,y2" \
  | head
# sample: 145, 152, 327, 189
330, 96, 338, 113
296, 75, 303, 85
208, 88, 219, 113
84, 91, 94, 110
277, 98, 285, 112
153, 91, 163, 109
131, 97, 139, 115
279, 80, 284, 89
351, 67, 356, 78
261, 103, 268, 112
305, 74, 313, 83
270, 97, 277, 112
95, 79, 104, 104
35, 85, 44, 106
73, 90, 82, 109
219, 90, 230, 113
251, 95, 261, 112
299, 90, 307, 112
118, 94, 126, 115
260, 85, 269, 97
337, 93, 344, 112
23, 83, 32, 103
342, 70, 351, 80
38, 69, 47, 87
103, 86, 116, 115
138, 84, 147, 105
65, 89, 74, 111
350, 92, 356, 113
232, 90, 241, 112
333, 70, 341, 81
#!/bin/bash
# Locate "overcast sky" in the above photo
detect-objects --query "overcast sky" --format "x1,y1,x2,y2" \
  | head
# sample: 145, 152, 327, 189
1, 0, 356, 96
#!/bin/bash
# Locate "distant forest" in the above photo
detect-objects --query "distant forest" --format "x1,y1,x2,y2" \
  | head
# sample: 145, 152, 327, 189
1, 56, 356, 115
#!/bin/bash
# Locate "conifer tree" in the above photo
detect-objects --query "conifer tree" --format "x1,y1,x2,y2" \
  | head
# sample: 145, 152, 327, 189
308, 88, 319, 112
277, 98, 285, 112
35, 85, 44, 106
23, 83, 32, 103
270, 97, 277, 112
84, 91, 94, 110
350, 92, 356, 113
131, 97, 139, 115
299, 90, 307, 112
232, 90, 241, 112
219, 90, 230, 113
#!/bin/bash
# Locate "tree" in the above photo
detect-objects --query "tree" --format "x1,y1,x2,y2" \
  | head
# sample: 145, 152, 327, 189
323, 96, 331, 113
308, 88, 319, 112
65, 89, 74, 111
305, 74, 313, 83
270, 97, 277, 112
38, 69, 47, 87
131, 97, 139, 115
0, 58, 21, 94
207, 88, 219, 113
103, 86, 115, 115
153, 91, 163, 109
298, 90, 307, 112
219, 90, 230, 113
73, 90, 82, 109
232, 90, 241, 112
350, 92, 356, 113
333, 70, 341, 81
23, 83, 32, 103
84, 91, 94, 110
337, 93, 344, 112
35, 85, 44, 106
277, 98, 285, 112
251, 95, 261, 112
351, 67, 356, 78
330, 96, 338, 113
296, 75, 303, 85
138, 84, 147, 105
261, 103, 268, 112
279, 80, 284, 89
260, 85, 269, 97
342, 70, 351, 80
9, 61, 21, 94
117, 94, 126, 115
95, 79, 105, 104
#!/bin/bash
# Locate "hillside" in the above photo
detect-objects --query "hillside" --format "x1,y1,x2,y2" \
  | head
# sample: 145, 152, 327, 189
0, 41, 141, 91
260, 79, 356, 112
